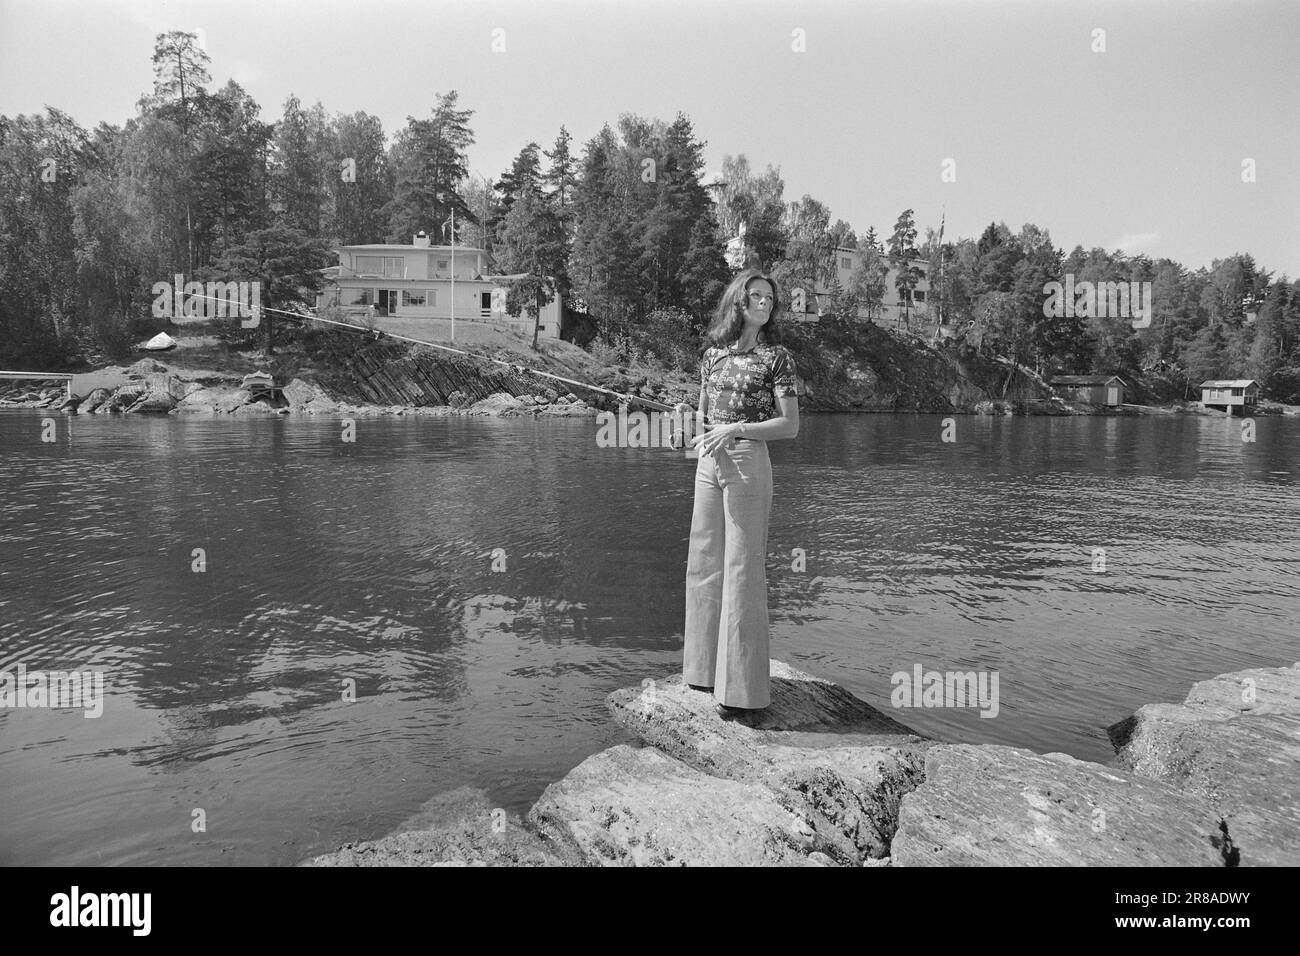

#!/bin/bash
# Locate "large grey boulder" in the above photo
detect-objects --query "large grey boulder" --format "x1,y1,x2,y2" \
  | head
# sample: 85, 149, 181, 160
125, 358, 168, 376
282, 378, 338, 413
464, 392, 523, 416
124, 387, 178, 414
1108, 663, 1300, 866
173, 386, 229, 412
303, 786, 570, 867
892, 744, 1232, 866
527, 744, 836, 866
303, 659, 1300, 867
97, 382, 146, 412
301, 397, 340, 414
140, 372, 192, 401
76, 387, 114, 414
581, 661, 931, 864
1182, 662, 1300, 718
607, 660, 923, 777
214, 388, 253, 414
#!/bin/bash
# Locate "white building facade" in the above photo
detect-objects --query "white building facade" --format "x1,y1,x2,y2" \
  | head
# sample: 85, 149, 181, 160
317, 232, 563, 339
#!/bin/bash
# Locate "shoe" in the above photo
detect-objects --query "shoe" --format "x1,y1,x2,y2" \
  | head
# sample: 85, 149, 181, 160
716, 703, 760, 725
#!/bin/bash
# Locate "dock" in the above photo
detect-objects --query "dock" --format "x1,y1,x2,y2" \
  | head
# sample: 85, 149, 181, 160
0, 370, 73, 400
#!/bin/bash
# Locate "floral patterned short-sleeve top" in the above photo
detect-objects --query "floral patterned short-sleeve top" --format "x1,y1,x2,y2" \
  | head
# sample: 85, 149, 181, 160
700, 342, 799, 426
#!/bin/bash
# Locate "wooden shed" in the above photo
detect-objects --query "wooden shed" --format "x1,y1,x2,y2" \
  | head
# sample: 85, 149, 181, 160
1049, 375, 1127, 406
1200, 379, 1259, 414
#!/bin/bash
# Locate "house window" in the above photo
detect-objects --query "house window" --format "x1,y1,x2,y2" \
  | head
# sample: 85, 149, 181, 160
841, 257, 852, 270
356, 256, 404, 277
436, 259, 450, 273
913, 290, 926, 302
403, 290, 427, 307
343, 288, 374, 306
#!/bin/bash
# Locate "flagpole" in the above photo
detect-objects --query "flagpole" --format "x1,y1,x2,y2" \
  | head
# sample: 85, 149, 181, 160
937, 207, 945, 329
449, 209, 456, 342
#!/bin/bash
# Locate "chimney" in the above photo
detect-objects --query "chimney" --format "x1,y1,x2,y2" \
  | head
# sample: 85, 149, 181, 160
413, 231, 431, 248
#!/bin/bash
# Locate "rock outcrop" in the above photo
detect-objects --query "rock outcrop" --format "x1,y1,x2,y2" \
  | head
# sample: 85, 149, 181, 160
304, 658, 1299, 867
7, 327, 1249, 419
1, 350, 602, 420
528, 744, 855, 866
891, 745, 1232, 866
792, 323, 1049, 413
534, 662, 933, 865
1107, 663, 1300, 867
303, 786, 573, 867
310, 336, 615, 412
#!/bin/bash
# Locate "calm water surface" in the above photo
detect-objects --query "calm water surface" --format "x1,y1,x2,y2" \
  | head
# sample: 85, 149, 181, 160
1, 410, 1297, 865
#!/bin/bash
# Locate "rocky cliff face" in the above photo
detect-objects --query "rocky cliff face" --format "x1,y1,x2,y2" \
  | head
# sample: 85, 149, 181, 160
2, 323, 1123, 418
790, 321, 1051, 413
308, 324, 1057, 416
311, 336, 547, 407
307, 331, 691, 413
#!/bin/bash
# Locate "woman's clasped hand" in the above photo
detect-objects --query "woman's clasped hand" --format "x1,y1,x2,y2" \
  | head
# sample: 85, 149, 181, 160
690, 421, 744, 457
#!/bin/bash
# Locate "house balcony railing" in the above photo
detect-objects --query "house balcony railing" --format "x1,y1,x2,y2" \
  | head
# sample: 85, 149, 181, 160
336, 264, 488, 282
332, 303, 499, 323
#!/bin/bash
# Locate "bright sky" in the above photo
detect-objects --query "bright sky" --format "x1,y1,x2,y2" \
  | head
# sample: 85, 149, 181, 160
2, 0, 1297, 276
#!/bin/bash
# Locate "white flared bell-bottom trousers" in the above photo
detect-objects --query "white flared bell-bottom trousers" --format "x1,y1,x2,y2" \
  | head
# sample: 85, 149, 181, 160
682, 439, 773, 709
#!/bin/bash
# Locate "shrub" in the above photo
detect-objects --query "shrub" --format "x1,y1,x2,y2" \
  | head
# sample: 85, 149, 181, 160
1266, 366, 1300, 404
590, 307, 701, 373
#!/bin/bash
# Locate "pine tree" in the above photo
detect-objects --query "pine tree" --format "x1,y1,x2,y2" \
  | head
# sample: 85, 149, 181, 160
497, 186, 566, 349
383, 90, 477, 242
888, 209, 922, 327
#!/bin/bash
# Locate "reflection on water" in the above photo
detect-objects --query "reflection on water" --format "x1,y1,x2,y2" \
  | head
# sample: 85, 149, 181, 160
1, 410, 1296, 865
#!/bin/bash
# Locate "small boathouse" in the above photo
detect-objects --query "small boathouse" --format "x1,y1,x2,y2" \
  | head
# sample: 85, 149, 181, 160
1200, 379, 1259, 414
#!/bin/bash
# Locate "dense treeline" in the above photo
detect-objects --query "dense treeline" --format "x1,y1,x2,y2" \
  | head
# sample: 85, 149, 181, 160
2, 31, 1297, 402
923, 223, 1300, 401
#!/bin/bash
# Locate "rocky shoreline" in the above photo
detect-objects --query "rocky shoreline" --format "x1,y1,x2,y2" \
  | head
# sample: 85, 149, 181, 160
4, 357, 1294, 419
303, 658, 1299, 867
0, 358, 600, 420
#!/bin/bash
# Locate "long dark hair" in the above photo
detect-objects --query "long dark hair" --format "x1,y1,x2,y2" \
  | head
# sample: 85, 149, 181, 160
703, 268, 783, 350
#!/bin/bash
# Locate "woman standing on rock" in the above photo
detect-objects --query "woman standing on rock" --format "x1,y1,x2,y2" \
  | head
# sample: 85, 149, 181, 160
677, 268, 800, 723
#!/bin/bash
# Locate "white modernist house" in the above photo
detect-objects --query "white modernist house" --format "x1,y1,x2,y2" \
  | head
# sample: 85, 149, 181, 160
725, 233, 932, 331
316, 232, 562, 339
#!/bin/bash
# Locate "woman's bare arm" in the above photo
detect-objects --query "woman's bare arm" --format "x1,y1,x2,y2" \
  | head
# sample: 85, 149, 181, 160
735, 396, 798, 440
694, 396, 798, 455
